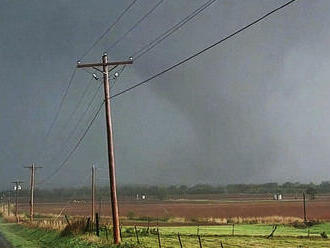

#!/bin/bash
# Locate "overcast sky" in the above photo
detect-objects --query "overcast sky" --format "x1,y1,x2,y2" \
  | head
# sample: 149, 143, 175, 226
1, 0, 330, 190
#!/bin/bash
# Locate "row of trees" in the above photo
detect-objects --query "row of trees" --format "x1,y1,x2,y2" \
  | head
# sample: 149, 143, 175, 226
1, 181, 329, 202
117, 181, 329, 199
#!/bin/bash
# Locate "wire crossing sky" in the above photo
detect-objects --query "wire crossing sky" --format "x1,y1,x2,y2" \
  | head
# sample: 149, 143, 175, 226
79, 0, 139, 61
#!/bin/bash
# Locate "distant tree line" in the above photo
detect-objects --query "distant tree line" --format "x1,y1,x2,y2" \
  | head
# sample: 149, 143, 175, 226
116, 181, 330, 199
1, 181, 329, 202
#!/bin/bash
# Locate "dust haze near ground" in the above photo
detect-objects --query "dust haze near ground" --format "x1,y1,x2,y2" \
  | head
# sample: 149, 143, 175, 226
0, 0, 330, 190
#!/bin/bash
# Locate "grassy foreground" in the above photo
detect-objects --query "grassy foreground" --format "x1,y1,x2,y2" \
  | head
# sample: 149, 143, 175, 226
131, 224, 330, 248
0, 220, 138, 248
158, 223, 330, 236
0, 219, 329, 247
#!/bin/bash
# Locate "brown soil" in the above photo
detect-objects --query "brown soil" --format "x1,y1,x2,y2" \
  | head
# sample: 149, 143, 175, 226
20, 196, 330, 220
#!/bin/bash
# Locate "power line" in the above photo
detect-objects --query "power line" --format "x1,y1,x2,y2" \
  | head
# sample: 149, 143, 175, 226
97, 0, 214, 103
43, 66, 126, 166
38, 100, 105, 185
110, 64, 127, 90
39, 76, 98, 164
111, 0, 298, 99
44, 82, 103, 166
79, 0, 139, 61
41, 64, 127, 169
56, 67, 127, 159
37, 68, 77, 164
107, 0, 166, 51
132, 0, 217, 61
38, 0, 137, 167
61, 77, 95, 131
44, 68, 77, 140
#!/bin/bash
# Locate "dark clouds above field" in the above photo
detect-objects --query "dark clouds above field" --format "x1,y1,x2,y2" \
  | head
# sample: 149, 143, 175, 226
1, 0, 330, 190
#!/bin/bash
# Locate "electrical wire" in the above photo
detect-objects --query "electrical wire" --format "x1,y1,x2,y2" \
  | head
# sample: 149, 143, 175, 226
99, 0, 215, 102
41, 65, 127, 169
44, 68, 77, 140
107, 0, 165, 51
110, 65, 127, 89
44, 82, 103, 166
132, 0, 217, 61
40, 0, 163, 165
37, 68, 77, 164
39, 77, 96, 163
61, 77, 96, 131
37, 0, 138, 167
38, 100, 105, 185
111, 0, 299, 99
79, 0, 139, 61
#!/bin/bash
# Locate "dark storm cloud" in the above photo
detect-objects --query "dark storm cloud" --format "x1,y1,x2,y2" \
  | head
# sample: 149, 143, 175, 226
1, 0, 329, 189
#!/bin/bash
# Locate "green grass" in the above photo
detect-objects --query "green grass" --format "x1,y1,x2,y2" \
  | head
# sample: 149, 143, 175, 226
0, 221, 139, 248
0, 219, 329, 248
123, 235, 330, 248
118, 224, 330, 248
157, 223, 330, 237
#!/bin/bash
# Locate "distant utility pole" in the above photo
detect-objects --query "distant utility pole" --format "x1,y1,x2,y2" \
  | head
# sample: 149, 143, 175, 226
77, 53, 133, 244
24, 163, 42, 221
11, 180, 23, 222
303, 192, 307, 222
91, 164, 96, 222
7, 191, 11, 216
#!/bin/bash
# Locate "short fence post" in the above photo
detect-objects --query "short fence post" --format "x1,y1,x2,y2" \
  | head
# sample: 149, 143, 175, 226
120, 225, 123, 239
64, 215, 70, 226
95, 213, 100, 237
197, 225, 200, 236
308, 228, 310, 239
232, 224, 235, 236
134, 225, 140, 244
157, 227, 162, 248
147, 217, 150, 233
105, 226, 109, 241
267, 225, 277, 239
178, 232, 183, 248
85, 217, 90, 233
197, 234, 203, 248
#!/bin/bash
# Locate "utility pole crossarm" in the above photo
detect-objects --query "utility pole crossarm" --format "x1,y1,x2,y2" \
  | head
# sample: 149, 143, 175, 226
77, 60, 133, 68
11, 181, 23, 184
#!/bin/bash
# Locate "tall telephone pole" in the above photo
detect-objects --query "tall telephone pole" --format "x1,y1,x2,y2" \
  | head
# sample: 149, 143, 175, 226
11, 180, 23, 222
77, 53, 133, 244
24, 164, 42, 221
91, 164, 96, 222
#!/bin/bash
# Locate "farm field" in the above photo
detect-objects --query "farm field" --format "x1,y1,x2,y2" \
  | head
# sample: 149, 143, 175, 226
19, 197, 330, 221
14, 195, 330, 247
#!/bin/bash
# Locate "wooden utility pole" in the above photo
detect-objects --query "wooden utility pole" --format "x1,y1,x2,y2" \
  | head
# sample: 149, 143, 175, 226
91, 164, 96, 222
77, 53, 133, 244
11, 180, 23, 222
24, 164, 42, 221
303, 192, 307, 222
7, 191, 11, 216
